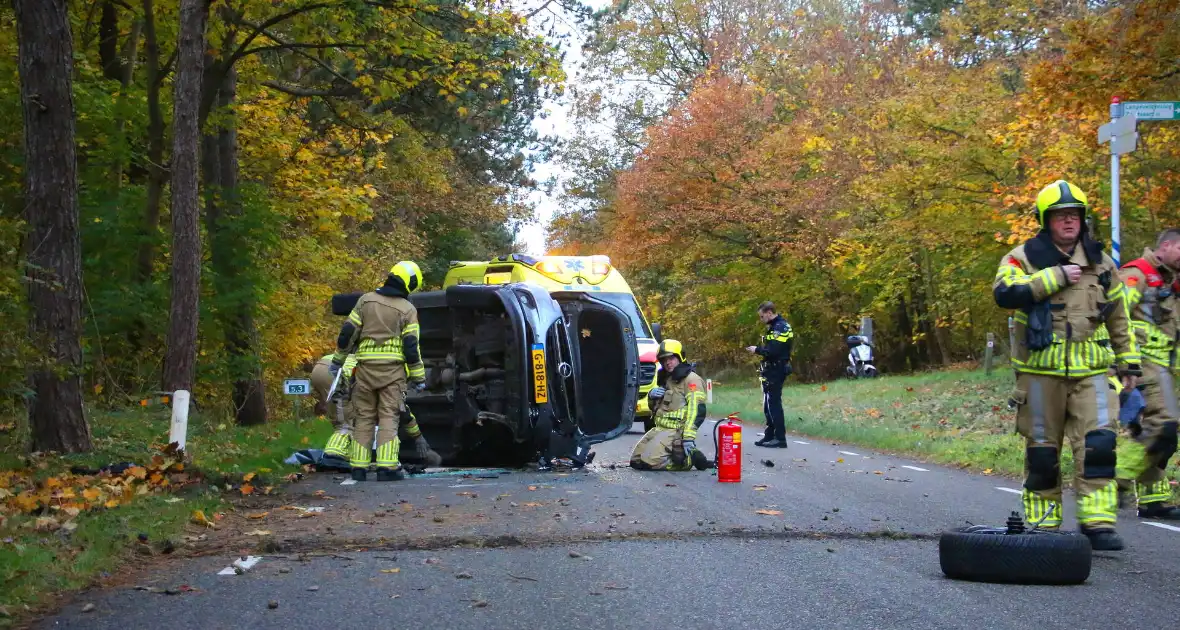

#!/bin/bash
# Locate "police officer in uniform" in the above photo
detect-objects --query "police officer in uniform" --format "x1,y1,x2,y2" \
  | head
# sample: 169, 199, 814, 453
993, 180, 1140, 550
746, 301, 793, 448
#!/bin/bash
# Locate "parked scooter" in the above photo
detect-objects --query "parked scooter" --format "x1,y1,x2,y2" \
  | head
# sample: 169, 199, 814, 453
845, 335, 878, 378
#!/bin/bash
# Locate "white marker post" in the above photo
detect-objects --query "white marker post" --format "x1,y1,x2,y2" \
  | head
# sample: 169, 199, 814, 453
706, 378, 713, 404
169, 389, 190, 452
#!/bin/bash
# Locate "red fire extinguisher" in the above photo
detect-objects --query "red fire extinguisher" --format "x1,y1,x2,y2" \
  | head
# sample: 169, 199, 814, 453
715, 412, 742, 483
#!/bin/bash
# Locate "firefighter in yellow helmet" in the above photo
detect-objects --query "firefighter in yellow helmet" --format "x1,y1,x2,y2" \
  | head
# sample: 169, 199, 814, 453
630, 339, 710, 471
331, 261, 428, 481
1114, 227, 1180, 520
313, 351, 441, 470
993, 179, 1140, 551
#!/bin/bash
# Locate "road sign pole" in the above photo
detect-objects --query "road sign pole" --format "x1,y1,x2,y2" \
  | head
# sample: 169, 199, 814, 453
1110, 97, 1123, 266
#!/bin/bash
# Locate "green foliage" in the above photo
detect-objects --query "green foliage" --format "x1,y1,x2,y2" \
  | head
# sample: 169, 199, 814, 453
0, 0, 568, 415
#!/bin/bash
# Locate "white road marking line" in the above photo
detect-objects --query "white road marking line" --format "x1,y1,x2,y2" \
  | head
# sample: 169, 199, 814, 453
340, 479, 358, 486
995, 487, 1022, 494
838, 451, 861, 457
1144, 522, 1180, 533
792, 440, 810, 445
901, 465, 928, 472
218, 556, 262, 575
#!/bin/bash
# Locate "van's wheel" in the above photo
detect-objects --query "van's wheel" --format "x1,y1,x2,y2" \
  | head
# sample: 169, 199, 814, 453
939, 520, 1092, 585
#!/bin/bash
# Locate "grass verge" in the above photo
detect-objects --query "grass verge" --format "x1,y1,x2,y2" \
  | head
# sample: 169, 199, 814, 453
713, 366, 1180, 490
0, 406, 335, 625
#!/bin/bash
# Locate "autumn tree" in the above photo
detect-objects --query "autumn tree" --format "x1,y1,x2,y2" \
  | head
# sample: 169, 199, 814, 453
13, 0, 90, 451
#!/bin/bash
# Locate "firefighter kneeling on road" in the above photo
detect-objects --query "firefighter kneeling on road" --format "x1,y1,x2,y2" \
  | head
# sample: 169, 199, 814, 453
630, 340, 710, 471
311, 352, 359, 470
331, 260, 428, 482
993, 179, 1141, 551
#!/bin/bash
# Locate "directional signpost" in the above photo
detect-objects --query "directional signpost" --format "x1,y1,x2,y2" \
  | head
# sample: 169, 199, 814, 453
1097, 97, 1180, 265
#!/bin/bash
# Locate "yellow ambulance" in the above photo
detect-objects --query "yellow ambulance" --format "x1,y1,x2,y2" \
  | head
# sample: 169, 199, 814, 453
444, 254, 663, 430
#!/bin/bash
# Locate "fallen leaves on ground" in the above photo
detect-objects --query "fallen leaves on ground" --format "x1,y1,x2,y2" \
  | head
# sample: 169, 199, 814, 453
244, 529, 272, 536
0, 449, 196, 532
753, 484, 768, 491
247, 512, 269, 520
380, 568, 401, 574
755, 509, 783, 516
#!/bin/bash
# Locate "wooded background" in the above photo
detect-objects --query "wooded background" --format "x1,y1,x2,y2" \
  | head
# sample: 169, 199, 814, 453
551, 0, 1180, 380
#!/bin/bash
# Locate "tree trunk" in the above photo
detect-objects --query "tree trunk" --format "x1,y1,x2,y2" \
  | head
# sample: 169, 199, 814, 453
136, 0, 166, 286
921, 250, 953, 366
894, 294, 921, 371
910, 274, 934, 368
204, 65, 268, 425
109, 17, 142, 188
161, 0, 208, 393
14, 0, 91, 453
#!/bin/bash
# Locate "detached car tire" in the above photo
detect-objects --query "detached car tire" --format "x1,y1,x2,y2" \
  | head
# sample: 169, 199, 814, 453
939, 526, 1092, 585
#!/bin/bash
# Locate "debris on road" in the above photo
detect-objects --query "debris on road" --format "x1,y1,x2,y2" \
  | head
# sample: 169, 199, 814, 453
755, 509, 783, 516
268, 600, 279, 610
470, 599, 489, 608
380, 568, 401, 574
455, 571, 474, 579
81, 603, 96, 613
761, 459, 775, 467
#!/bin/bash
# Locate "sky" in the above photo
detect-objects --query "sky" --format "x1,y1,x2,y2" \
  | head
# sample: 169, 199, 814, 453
513, 0, 613, 256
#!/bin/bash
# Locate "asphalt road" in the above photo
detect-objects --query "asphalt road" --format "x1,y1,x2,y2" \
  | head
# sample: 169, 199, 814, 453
37, 420, 1180, 629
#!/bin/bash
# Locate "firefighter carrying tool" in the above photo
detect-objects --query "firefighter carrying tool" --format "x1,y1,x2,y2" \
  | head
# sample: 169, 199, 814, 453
332, 261, 428, 482
312, 352, 359, 470
1114, 228, 1180, 520
993, 179, 1141, 551
630, 339, 710, 471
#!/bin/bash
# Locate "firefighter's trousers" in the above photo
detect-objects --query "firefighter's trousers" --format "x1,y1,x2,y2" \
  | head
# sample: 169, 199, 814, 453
349, 363, 407, 470
630, 428, 691, 471
1013, 372, 1120, 530
1116, 361, 1180, 506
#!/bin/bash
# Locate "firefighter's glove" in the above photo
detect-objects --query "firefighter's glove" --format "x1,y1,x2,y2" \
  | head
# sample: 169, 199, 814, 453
649, 386, 666, 400
682, 440, 696, 459
412, 381, 426, 392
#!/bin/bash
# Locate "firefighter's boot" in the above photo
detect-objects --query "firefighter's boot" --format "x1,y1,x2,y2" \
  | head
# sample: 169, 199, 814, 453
1080, 525, 1125, 551
1139, 502, 1180, 520
349, 441, 372, 482
373, 439, 403, 481
376, 467, 406, 481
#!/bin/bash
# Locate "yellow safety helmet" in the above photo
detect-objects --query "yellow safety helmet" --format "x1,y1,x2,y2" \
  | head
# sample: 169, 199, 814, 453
1035, 180, 1089, 226
656, 339, 685, 362
389, 260, 424, 293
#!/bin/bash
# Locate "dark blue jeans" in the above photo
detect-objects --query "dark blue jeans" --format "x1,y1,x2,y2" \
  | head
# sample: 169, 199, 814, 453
762, 374, 786, 440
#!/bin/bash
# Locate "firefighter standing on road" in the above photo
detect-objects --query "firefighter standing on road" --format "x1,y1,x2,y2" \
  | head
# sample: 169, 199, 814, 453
630, 340, 710, 471
332, 261, 428, 482
993, 179, 1140, 551
1114, 228, 1180, 520
745, 301, 793, 449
